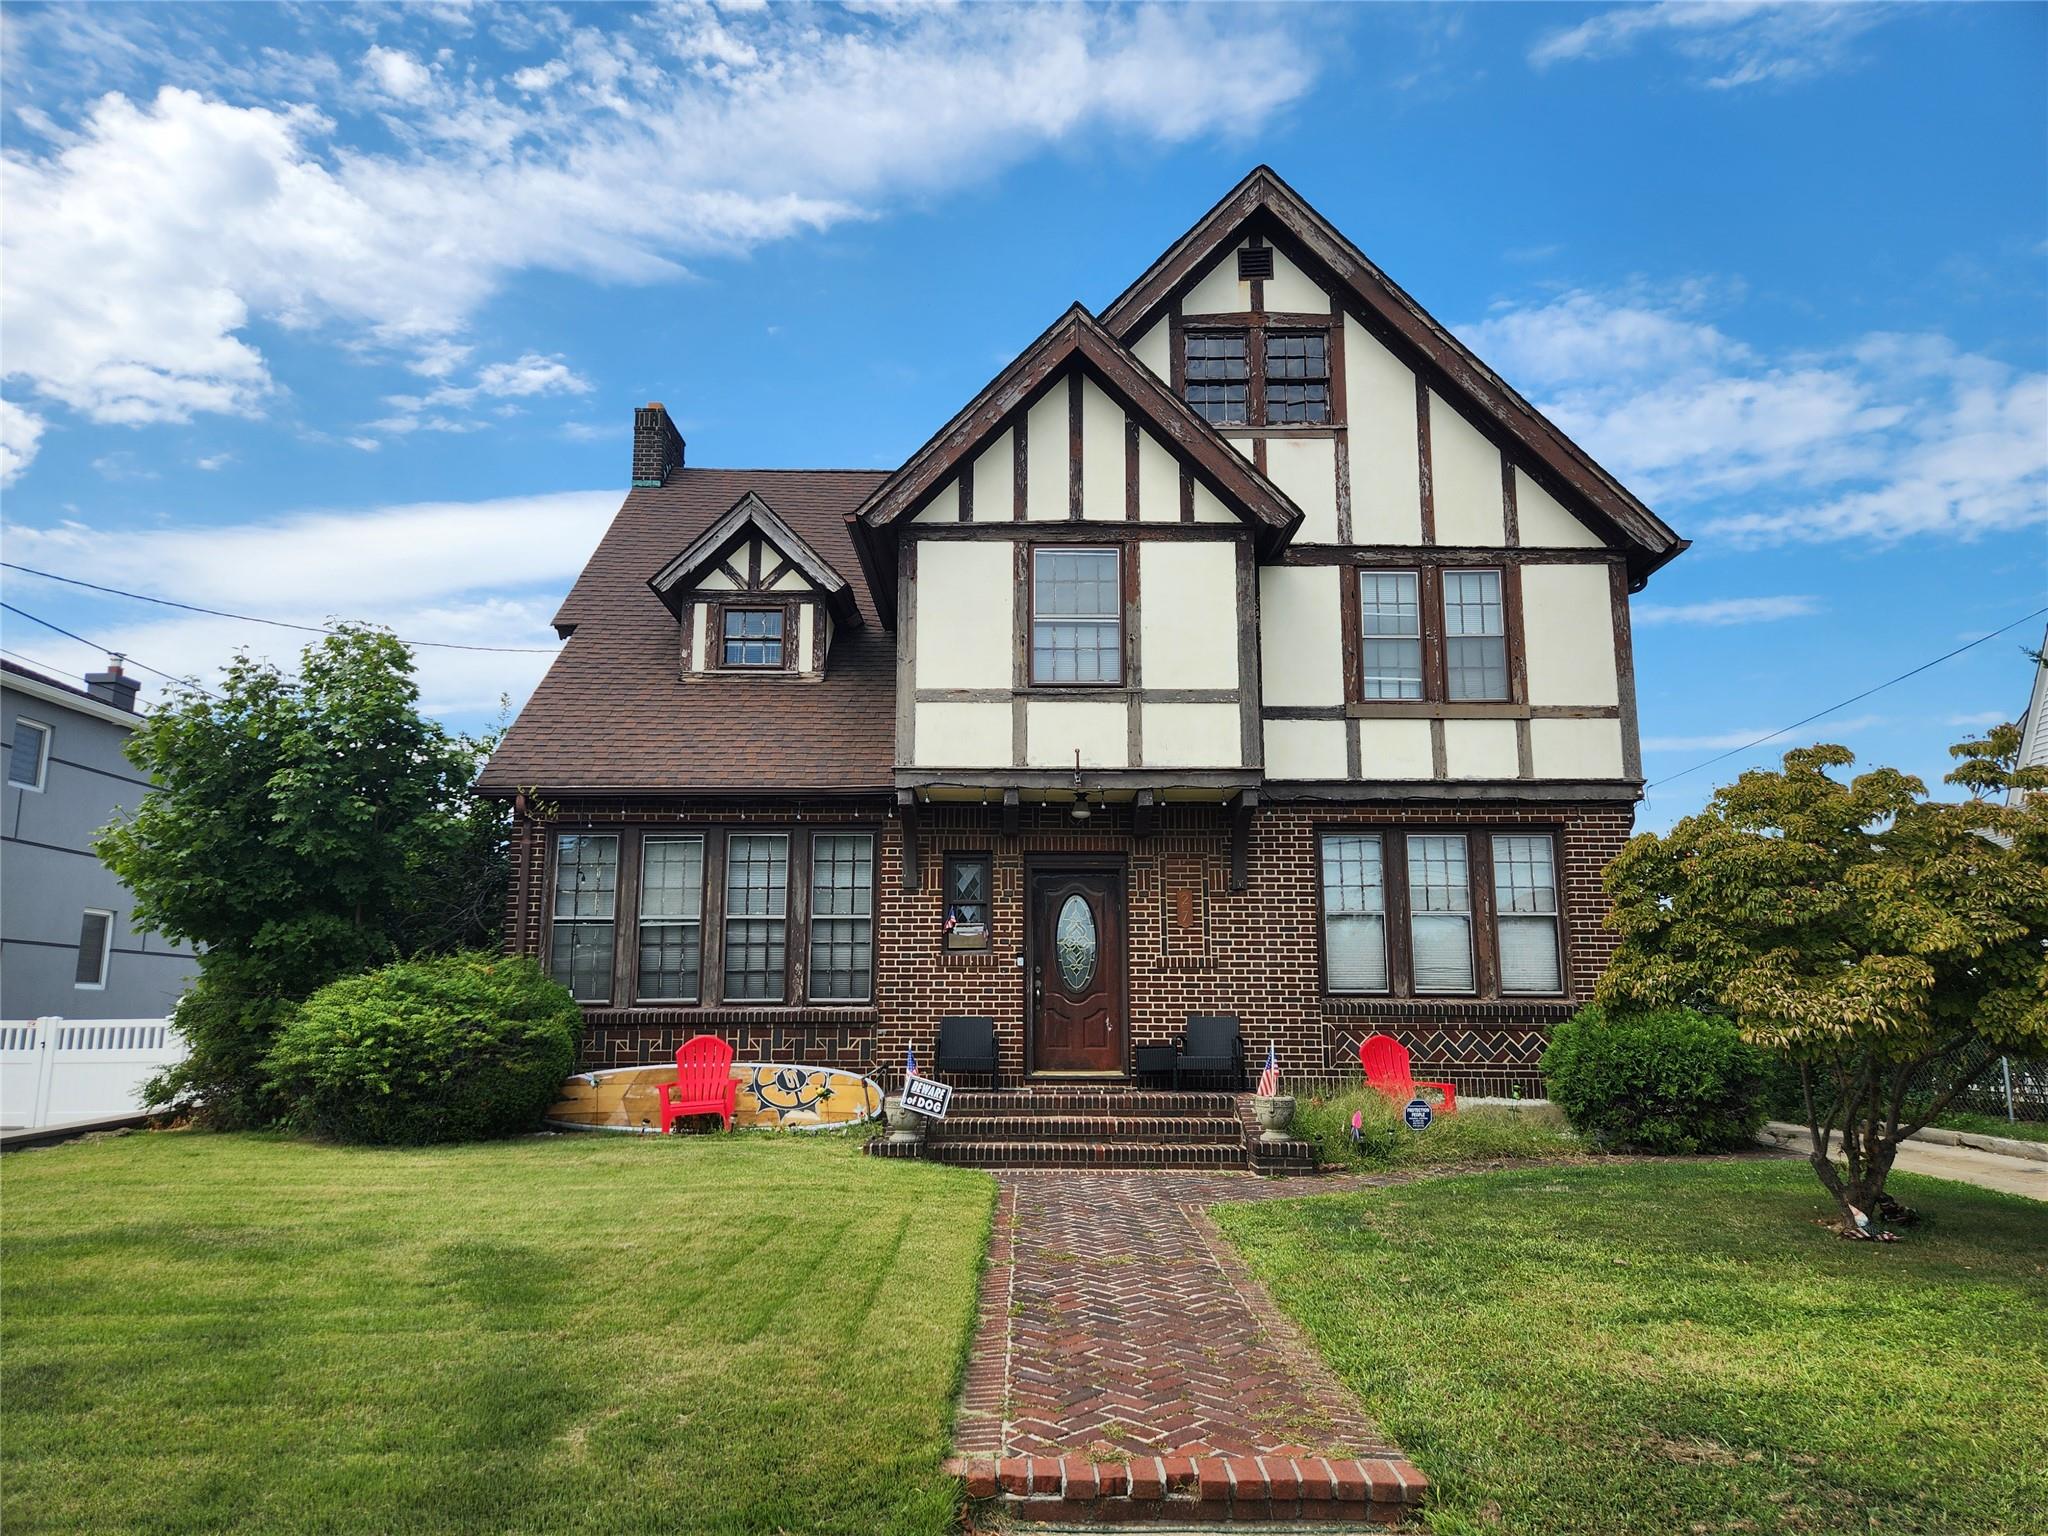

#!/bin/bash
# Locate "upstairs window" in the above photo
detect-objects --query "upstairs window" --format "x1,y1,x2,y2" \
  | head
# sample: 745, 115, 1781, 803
8, 718, 50, 790
1360, 572, 1424, 701
1353, 567, 1515, 706
1031, 548, 1122, 684
1185, 333, 1249, 426
1443, 570, 1508, 702
75, 909, 112, 989
1264, 332, 1330, 424
722, 608, 784, 668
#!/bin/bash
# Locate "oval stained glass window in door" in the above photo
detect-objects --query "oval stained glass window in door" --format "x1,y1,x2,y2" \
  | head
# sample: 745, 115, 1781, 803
1054, 894, 1097, 991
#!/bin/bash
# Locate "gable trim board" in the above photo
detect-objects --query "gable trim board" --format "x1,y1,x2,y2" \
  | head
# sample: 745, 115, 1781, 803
1098, 166, 1686, 586
649, 490, 863, 631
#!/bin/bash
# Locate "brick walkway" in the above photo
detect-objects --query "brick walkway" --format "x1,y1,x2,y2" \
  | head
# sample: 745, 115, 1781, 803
955, 1170, 1407, 1464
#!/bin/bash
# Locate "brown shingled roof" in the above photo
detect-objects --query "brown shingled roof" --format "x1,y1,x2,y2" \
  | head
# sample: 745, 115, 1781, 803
478, 468, 891, 797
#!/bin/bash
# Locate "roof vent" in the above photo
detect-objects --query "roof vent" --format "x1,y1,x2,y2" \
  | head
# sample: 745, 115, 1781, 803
1236, 244, 1274, 282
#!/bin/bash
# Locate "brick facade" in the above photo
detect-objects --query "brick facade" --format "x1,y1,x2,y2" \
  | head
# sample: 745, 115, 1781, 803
507, 794, 1630, 1097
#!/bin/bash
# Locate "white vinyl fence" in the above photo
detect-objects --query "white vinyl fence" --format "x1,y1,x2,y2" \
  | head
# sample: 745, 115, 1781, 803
0, 1017, 185, 1130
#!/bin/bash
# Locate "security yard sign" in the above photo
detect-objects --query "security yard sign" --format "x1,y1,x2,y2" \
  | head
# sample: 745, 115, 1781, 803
1403, 1096, 1434, 1131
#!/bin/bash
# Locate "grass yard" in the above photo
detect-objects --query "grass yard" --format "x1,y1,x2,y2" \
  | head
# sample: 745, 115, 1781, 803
1291, 1084, 1586, 1170
1, 1129, 993, 1536
1214, 1159, 2048, 1536
1930, 1110, 2048, 1145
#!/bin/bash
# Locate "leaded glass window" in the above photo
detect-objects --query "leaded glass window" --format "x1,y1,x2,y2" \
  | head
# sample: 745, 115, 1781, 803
1185, 332, 1249, 425
722, 833, 789, 1001
1493, 834, 1562, 994
808, 833, 874, 1002
1321, 834, 1389, 993
722, 608, 784, 668
944, 853, 991, 951
1443, 570, 1508, 702
1031, 548, 1122, 684
1360, 571, 1424, 700
1265, 332, 1330, 424
550, 834, 618, 1002
1407, 834, 1475, 993
637, 836, 704, 1001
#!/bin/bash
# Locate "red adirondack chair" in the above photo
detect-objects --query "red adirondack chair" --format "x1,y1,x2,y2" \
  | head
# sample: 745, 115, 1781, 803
1358, 1033, 1458, 1114
657, 1035, 738, 1133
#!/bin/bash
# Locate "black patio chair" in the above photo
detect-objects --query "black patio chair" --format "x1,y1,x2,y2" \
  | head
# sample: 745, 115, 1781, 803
1175, 1014, 1246, 1090
934, 1016, 998, 1085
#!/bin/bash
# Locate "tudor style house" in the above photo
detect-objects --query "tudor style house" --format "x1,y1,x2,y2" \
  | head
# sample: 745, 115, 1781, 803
480, 168, 1685, 1107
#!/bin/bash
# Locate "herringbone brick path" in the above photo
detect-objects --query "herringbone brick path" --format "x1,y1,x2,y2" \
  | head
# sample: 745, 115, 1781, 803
955, 1171, 1404, 1463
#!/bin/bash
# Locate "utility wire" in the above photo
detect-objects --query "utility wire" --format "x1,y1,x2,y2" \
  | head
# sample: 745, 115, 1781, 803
0, 561, 559, 654
0, 601, 215, 697
1646, 604, 2048, 790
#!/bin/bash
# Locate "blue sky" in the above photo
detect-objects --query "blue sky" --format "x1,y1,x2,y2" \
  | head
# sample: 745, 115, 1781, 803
1, 0, 2042, 828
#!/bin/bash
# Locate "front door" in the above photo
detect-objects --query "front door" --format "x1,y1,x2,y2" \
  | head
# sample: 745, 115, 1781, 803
1028, 868, 1125, 1074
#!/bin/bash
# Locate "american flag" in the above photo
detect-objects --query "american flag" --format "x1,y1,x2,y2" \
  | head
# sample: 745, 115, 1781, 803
906, 1045, 919, 1080
1256, 1042, 1279, 1098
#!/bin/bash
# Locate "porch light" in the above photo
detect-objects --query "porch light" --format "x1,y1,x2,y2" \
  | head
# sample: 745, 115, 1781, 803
1070, 793, 1091, 823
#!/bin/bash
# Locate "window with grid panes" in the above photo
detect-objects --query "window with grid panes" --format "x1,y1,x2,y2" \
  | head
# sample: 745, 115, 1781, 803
944, 853, 991, 950
1359, 571, 1424, 700
1031, 548, 1122, 684
636, 836, 704, 1001
1492, 834, 1562, 993
1406, 834, 1475, 993
549, 834, 618, 1002
1320, 834, 1389, 992
1184, 332, 1249, 425
722, 834, 789, 1000
721, 608, 783, 668
807, 833, 874, 1001
1265, 332, 1330, 423
1442, 570, 1508, 701
8, 719, 49, 789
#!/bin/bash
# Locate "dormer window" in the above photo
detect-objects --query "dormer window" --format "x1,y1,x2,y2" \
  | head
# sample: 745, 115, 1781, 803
1182, 325, 1331, 428
1265, 332, 1329, 424
721, 608, 785, 669
1186, 333, 1249, 426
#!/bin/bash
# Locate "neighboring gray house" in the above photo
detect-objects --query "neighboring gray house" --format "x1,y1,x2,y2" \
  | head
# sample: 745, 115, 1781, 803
2015, 626, 2048, 808
2, 658, 196, 1021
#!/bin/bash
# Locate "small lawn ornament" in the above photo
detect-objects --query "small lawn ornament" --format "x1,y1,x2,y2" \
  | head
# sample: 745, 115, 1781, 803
1349, 1109, 1365, 1146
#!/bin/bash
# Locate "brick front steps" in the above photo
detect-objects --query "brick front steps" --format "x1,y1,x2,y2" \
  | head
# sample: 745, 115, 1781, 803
947, 1452, 1427, 1525
864, 1089, 1319, 1174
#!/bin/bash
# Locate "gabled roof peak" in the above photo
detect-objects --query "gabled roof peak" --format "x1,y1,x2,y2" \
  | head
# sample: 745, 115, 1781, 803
648, 489, 863, 630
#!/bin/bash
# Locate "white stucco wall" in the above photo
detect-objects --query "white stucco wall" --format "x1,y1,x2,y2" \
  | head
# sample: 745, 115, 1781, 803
1137, 432, 1180, 522
1443, 717, 1519, 778
1025, 385, 1069, 521
1522, 563, 1619, 706
915, 541, 1014, 689
1026, 700, 1127, 768
1531, 718, 1626, 779
1264, 437, 1339, 544
1139, 541, 1238, 690
1344, 315, 1423, 545
1264, 718, 1348, 779
972, 428, 1013, 522
914, 702, 1011, 767
1132, 319, 1170, 380
1428, 392, 1505, 546
688, 602, 707, 672
912, 480, 959, 525
1514, 468, 1601, 548
797, 604, 815, 668
1181, 250, 1245, 316
1265, 246, 1326, 313
1357, 717, 1433, 779
1142, 703, 1241, 767
1191, 480, 1236, 525
1080, 377, 1125, 521
1258, 566, 1344, 706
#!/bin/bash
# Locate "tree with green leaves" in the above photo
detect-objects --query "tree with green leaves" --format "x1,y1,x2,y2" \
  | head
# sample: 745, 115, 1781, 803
1598, 726, 2048, 1233
99, 625, 507, 1127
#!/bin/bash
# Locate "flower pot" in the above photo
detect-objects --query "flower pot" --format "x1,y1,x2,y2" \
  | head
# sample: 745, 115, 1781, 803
884, 1096, 926, 1145
1252, 1094, 1296, 1144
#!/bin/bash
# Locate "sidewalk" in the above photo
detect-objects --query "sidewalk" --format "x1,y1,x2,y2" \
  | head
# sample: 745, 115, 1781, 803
1760, 1122, 2048, 1202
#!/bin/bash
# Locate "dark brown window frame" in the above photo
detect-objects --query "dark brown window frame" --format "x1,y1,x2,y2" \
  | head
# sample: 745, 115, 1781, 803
541, 822, 881, 1009
1340, 563, 1525, 714
941, 850, 994, 952
1173, 312, 1340, 432
1027, 542, 1126, 688
1312, 823, 1568, 1001
713, 600, 797, 672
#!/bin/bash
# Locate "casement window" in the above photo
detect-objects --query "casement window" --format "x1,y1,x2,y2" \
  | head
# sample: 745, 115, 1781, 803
807, 833, 874, 1001
549, 834, 620, 1002
1492, 834, 1562, 994
7, 718, 50, 790
636, 836, 704, 1001
721, 608, 784, 669
74, 909, 113, 989
1318, 829, 1564, 998
1352, 567, 1514, 706
1031, 547, 1122, 684
722, 834, 790, 1001
1182, 328, 1331, 428
943, 853, 992, 951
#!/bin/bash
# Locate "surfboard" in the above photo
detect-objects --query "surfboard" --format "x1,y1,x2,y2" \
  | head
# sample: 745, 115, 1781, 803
545, 1061, 885, 1134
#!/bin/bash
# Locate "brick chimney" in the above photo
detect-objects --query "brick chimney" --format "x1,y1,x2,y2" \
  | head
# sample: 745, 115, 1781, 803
632, 402, 686, 487
85, 655, 140, 712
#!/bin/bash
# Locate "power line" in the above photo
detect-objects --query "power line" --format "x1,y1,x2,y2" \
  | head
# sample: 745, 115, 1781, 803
0, 561, 560, 654
1646, 605, 2048, 790
0, 601, 214, 696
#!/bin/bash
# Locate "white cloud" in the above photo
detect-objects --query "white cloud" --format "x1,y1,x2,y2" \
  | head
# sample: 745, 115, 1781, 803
0, 488, 618, 717
0, 6, 1319, 475
1459, 291, 2048, 544
1946, 710, 2013, 728
1634, 595, 1821, 627
372, 351, 590, 436
1530, 2, 1889, 88
1641, 713, 1886, 754
0, 399, 45, 486
194, 451, 234, 471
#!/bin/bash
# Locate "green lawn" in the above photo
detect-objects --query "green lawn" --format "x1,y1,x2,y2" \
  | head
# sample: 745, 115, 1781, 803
1214, 1160, 2048, 1536
1, 1130, 993, 1536
1931, 1110, 2048, 1145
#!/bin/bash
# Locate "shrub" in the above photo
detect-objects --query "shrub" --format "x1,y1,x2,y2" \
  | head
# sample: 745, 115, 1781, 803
146, 974, 298, 1129
265, 952, 580, 1145
1541, 1004, 1766, 1154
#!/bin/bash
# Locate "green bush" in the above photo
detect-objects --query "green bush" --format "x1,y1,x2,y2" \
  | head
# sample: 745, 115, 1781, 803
1541, 1004, 1766, 1154
265, 953, 580, 1145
